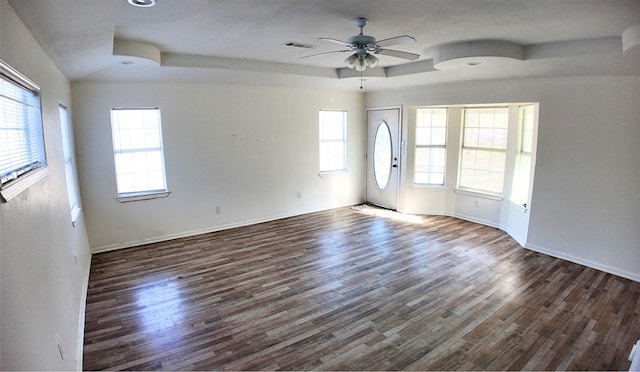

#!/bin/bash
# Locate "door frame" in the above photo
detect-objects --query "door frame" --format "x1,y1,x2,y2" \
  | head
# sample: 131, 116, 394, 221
365, 106, 403, 210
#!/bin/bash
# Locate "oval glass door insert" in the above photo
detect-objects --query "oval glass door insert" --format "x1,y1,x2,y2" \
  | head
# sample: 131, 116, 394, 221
373, 121, 392, 190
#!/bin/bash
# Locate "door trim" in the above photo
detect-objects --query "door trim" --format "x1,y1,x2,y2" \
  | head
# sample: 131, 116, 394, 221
365, 106, 402, 210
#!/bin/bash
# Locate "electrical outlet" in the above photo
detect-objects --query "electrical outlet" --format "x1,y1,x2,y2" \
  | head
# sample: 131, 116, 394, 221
474, 200, 480, 207
296, 192, 302, 199
215, 206, 221, 214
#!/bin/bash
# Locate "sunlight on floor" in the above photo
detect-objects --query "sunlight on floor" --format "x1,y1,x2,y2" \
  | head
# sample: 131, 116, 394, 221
351, 204, 425, 224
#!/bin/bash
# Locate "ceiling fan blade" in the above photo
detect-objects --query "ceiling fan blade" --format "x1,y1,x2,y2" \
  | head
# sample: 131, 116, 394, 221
301, 49, 351, 59
375, 35, 416, 48
317, 37, 353, 47
376, 48, 420, 61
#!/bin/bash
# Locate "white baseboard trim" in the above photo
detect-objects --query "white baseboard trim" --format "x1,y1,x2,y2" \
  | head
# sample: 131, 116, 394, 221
91, 202, 364, 253
498, 223, 527, 247
75, 255, 91, 371
445, 211, 500, 229
401, 209, 639, 283
90, 202, 639, 284
525, 242, 640, 283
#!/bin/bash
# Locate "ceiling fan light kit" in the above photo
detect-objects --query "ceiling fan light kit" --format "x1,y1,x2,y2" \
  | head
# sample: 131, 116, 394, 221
344, 53, 379, 72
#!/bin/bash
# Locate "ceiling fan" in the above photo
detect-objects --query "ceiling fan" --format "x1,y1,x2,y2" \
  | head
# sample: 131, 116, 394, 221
303, 17, 420, 72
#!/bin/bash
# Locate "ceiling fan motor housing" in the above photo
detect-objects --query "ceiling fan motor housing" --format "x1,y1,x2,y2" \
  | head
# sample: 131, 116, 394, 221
347, 35, 377, 50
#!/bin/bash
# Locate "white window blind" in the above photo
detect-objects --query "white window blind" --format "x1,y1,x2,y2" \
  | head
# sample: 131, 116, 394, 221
0, 60, 46, 201
319, 110, 347, 173
110, 108, 167, 197
459, 107, 508, 194
415, 108, 447, 185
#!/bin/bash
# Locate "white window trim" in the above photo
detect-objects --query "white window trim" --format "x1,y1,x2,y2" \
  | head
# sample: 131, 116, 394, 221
110, 107, 170, 200
0, 166, 48, 202
454, 186, 504, 201
318, 169, 348, 177
413, 183, 446, 190
70, 205, 81, 226
458, 106, 509, 196
0, 60, 47, 202
116, 190, 171, 203
413, 106, 448, 186
59, 103, 83, 226
318, 109, 348, 174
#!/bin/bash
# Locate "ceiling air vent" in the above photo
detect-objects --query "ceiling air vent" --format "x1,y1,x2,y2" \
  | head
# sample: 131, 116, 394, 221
284, 41, 315, 49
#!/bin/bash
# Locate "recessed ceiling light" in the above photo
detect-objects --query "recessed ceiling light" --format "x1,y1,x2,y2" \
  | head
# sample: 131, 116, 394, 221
467, 61, 480, 66
127, 0, 156, 8
119, 60, 135, 65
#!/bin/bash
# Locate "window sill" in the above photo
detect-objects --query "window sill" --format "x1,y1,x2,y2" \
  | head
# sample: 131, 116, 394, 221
454, 187, 503, 201
509, 199, 529, 212
318, 169, 348, 178
71, 206, 81, 227
117, 190, 171, 203
413, 183, 446, 189
0, 166, 48, 202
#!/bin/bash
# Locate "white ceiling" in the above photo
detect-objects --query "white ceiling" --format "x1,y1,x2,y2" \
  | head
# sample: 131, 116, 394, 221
7, 0, 640, 91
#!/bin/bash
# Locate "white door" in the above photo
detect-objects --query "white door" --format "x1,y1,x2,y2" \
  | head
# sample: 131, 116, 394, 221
366, 108, 400, 210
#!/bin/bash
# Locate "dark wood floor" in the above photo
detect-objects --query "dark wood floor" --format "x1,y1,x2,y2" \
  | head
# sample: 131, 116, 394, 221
83, 206, 639, 370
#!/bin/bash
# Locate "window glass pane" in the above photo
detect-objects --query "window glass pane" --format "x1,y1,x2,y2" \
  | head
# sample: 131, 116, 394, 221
431, 127, 446, 146
464, 128, 479, 147
493, 128, 508, 149
415, 108, 447, 185
415, 127, 429, 146
511, 104, 537, 204
520, 105, 535, 154
460, 107, 508, 194
319, 110, 347, 172
460, 148, 505, 194
111, 108, 167, 196
59, 105, 80, 220
374, 122, 392, 190
415, 147, 446, 186
477, 128, 494, 148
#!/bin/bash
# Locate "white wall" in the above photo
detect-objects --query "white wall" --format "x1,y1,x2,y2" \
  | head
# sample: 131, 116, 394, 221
0, 1, 92, 370
71, 82, 365, 251
366, 75, 640, 281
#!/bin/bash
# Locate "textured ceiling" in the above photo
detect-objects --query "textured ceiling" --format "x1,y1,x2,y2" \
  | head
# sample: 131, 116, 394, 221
6, 0, 640, 91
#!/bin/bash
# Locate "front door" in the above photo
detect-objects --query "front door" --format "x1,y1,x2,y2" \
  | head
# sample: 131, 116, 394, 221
366, 108, 400, 210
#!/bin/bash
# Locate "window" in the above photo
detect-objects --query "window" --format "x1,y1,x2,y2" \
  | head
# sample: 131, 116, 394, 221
511, 104, 536, 205
319, 110, 347, 173
459, 107, 508, 194
110, 108, 168, 200
59, 105, 81, 224
414, 107, 447, 185
0, 60, 47, 202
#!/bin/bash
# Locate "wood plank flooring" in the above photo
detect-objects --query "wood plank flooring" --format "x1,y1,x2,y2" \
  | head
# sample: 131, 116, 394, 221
83, 206, 640, 370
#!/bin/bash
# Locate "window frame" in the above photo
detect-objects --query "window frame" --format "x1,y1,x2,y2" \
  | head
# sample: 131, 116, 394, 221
59, 104, 81, 225
458, 106, 509, 196
318, 109, 348, 174
414, 107, 448, 186
510, 104, 537, 206
0, 59, 48, 202
110, 107, 170, 202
